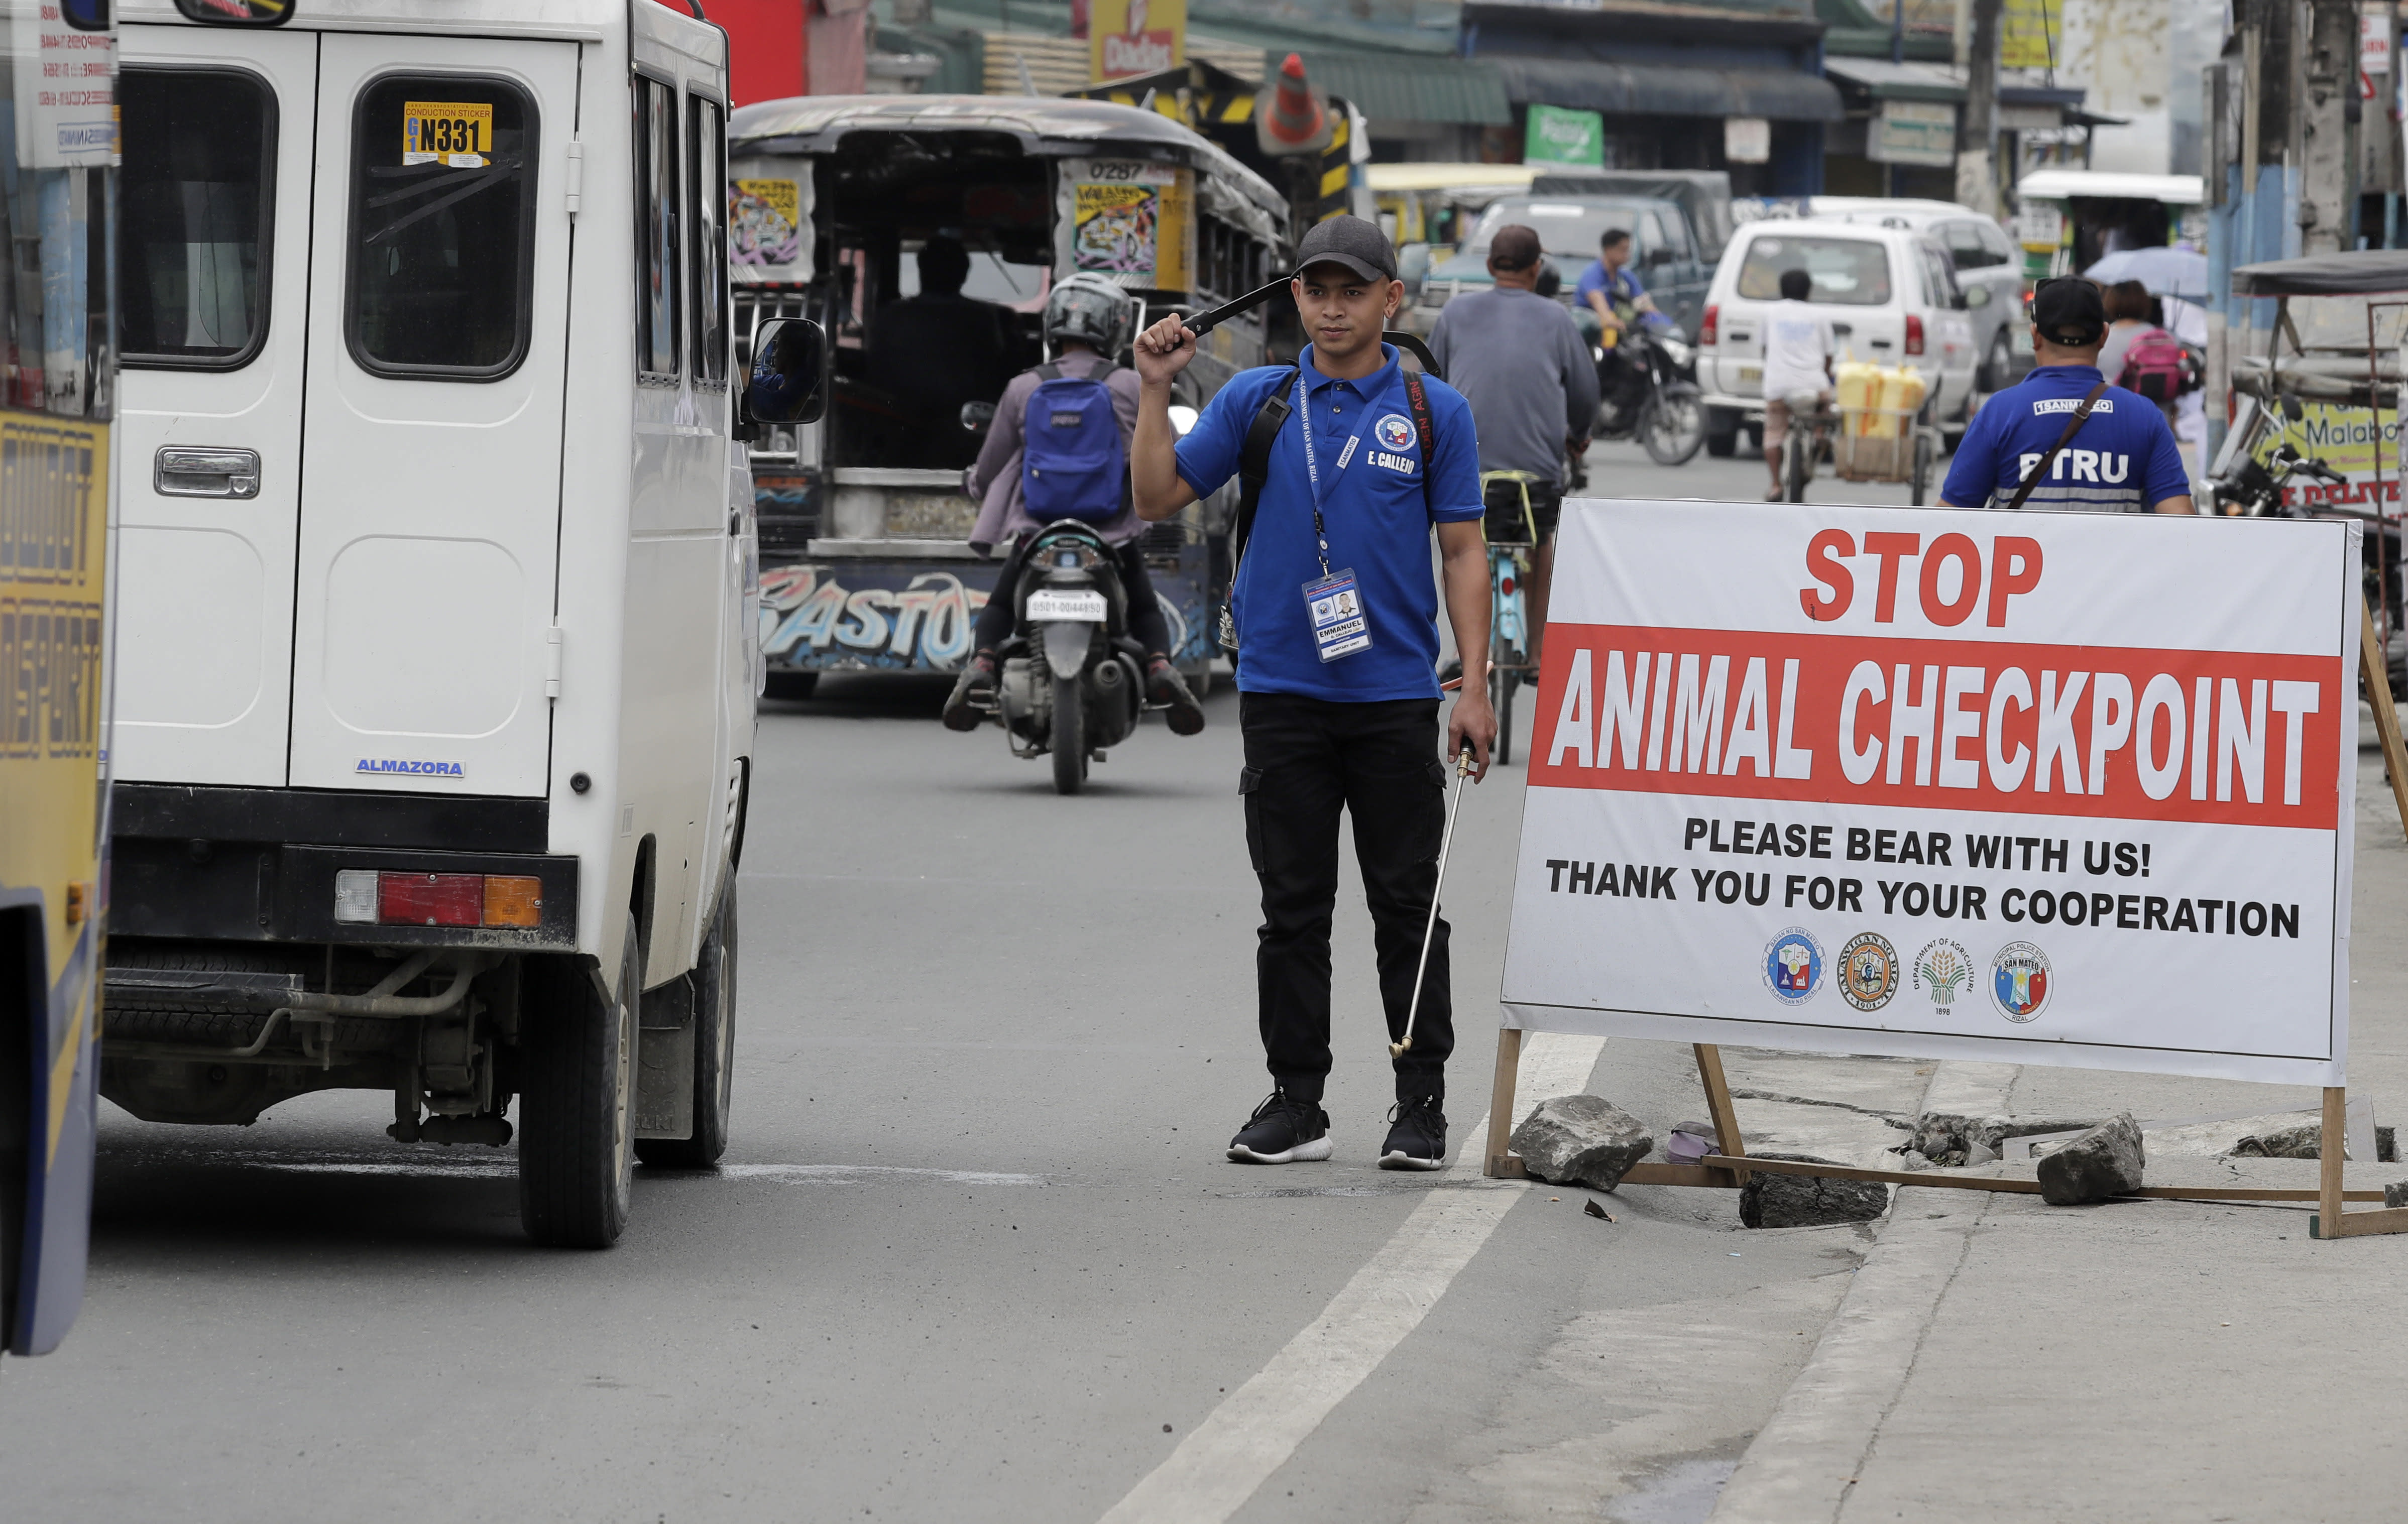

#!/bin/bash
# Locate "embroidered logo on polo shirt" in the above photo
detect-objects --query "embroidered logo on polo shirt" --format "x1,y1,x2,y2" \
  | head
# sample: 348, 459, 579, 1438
1374, 413, 1416, 450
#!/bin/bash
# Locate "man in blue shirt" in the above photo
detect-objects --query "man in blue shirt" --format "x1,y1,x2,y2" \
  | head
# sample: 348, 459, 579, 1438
1130, 215, 1493, 1172
1574, 227, 1667, 341
1940, 277, 2195, 513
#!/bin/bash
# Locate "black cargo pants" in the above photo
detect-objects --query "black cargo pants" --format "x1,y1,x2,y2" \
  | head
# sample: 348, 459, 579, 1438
1238, 691, 1452, 1105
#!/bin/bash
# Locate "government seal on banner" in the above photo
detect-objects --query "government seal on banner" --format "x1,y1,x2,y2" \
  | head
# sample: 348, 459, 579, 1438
1838, 931, 1900, 1012
1992, 942, 2052, 1023
1763, 928, 1824, 1004
1912, 938, 1974, 1014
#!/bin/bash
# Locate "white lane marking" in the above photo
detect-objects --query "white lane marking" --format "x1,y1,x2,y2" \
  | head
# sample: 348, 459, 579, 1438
1098, 1031, 1604, 1524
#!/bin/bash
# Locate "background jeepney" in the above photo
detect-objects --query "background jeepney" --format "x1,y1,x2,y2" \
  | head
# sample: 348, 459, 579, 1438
725, 96, 1291, 695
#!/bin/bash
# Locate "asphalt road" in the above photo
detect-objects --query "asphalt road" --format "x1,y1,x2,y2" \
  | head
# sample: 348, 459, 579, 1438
0, 448, 1953, 1522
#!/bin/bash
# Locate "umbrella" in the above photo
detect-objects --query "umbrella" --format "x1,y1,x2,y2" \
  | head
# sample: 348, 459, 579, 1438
2083, 246, 2210, 301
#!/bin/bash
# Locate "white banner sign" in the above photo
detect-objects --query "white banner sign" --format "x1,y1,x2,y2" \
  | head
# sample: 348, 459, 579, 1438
1500, 501, 2359, 1086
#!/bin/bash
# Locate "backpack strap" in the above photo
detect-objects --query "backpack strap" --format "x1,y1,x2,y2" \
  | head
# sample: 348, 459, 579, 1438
2001, 382, 2110, 512
1226, 366, 1299, 601
1035, 363, 1063, 383
1402, 367, 1436, 519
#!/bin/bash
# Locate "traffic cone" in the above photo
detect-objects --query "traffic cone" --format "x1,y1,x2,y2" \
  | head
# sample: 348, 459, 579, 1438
1254, 51, 1332, 156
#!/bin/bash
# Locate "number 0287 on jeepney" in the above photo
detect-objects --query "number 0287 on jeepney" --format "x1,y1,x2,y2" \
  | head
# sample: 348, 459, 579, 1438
99, 0, 823, 1249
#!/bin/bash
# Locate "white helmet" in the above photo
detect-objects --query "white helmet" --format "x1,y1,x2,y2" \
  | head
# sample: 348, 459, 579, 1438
1044, 271, 1134, 356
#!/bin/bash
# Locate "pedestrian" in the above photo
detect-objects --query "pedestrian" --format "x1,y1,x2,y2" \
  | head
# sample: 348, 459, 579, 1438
1429, 222, 1597, 673
1938, 277, 2194, 514
1757, 267, 1835, 501
1128, 214, 1496, 1170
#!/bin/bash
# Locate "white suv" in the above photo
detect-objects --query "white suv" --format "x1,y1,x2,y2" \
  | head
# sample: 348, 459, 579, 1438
1695, 217, 1982, 457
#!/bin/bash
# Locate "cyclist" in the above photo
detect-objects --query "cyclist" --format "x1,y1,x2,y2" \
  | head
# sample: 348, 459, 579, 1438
1759, 268, 1834, 501
1428, 222, 1596, 670
943, 272, 1205, 734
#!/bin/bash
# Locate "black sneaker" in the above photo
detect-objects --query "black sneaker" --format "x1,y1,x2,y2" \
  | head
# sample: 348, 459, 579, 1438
941, 652, 998, 732
1378, 1097, 1447, 1171
1146, 658, 1206, 736
1227, 1092, 1332, 1164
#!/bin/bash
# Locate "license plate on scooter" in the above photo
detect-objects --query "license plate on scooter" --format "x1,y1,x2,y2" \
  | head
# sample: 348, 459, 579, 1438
1026, 590, 1107, 622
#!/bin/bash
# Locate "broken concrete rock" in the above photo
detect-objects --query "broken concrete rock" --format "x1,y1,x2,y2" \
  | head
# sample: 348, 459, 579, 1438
2037, 1112, 2146, 1205
1511, 1095, 1653, 1191
2229, 1123, 2397, 1162
2387, 1181, 2408, 1210
1963, 1140, 1999, 1165
1740, 1153, 1889, 1228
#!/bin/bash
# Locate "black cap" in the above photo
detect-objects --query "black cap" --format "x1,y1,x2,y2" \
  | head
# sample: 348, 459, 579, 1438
2029, 276, 2106, 347
1294, 214, 1398, 283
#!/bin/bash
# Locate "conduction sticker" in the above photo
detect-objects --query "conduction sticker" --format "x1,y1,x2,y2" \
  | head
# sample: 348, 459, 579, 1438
403, 101, 493, 167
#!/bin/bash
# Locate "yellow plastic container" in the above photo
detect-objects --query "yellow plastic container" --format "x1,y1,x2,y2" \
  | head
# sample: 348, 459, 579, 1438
1834, 360, 1882, 435
1876, 364, 1928, 433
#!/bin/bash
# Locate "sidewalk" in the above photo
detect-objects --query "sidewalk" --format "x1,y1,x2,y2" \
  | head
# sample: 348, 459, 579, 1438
1707, 743, 2408, 1522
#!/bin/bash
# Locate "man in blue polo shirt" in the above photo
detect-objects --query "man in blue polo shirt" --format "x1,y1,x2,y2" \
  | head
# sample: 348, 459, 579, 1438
1940, 276, 2195, 513
1129, 215, 1494, 1172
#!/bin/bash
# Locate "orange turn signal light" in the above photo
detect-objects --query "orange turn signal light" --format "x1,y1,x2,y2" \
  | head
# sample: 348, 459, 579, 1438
482, 875, 544, 927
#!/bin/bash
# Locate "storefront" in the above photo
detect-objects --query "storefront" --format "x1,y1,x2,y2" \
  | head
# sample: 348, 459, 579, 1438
1459, 0, 1841, 197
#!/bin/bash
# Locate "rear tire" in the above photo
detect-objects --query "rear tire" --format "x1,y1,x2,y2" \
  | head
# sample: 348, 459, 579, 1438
634, 884, 737, 1168
1704, 406, 1740, 457
1783, 429, 1812, 504
1051, 674, 1086, 795
518, 914, 639, 1248
1911, 432, 1936, 506
1489, 664, 1516, 768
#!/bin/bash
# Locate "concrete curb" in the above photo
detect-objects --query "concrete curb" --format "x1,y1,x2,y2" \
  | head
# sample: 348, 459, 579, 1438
1703, 1061, 2013, 1524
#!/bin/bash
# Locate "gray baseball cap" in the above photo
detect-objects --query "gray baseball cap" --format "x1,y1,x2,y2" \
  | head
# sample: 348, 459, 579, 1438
1294, 214, 1398, 282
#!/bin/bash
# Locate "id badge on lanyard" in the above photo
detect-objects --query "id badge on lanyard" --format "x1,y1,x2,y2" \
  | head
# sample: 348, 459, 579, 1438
1296, 371, 1373, 663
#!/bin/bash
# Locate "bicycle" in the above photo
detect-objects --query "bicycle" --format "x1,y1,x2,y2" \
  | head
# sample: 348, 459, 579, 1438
1773, 391, 1838, 504
1479, 469, 1551, 767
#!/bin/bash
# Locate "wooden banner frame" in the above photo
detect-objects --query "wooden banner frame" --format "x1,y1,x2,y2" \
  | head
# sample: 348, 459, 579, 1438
1481, 600, 2408, 1237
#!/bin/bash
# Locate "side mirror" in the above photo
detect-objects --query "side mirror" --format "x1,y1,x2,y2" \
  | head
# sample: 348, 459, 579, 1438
2282, 392, 2306, 422
742, 317, 828, 432
1965, 285, 1991, 309
960, 401, 996, 436
1398, 243, 1433, 298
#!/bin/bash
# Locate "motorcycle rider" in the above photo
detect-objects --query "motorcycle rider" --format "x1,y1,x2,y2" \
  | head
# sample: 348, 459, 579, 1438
943, 272, 1206, 735
1429, 223, 1596, 670
1576, 227, 1670, 412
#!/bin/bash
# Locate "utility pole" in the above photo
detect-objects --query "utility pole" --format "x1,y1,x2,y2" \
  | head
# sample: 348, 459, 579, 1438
2300, 0, 2358, 255
1957, 0, 2001, 219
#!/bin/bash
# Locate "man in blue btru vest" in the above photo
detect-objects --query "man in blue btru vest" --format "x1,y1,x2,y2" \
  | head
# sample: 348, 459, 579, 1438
1130, 215, 1494, 1171
945, 272, 1205, 734
1939, 276, 2195, 514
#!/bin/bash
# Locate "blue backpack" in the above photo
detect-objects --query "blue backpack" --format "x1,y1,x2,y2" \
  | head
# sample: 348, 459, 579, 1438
1020, 364, 1125, 522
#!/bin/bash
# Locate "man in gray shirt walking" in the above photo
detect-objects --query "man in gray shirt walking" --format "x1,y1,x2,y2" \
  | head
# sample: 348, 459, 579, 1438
1428, 224, 1597, 671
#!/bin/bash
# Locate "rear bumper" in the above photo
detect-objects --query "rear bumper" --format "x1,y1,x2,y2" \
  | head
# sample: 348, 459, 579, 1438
109, 783, 578, 949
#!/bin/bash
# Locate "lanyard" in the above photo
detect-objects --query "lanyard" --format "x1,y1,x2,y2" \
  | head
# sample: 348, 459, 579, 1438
1295, 370, 1361, 579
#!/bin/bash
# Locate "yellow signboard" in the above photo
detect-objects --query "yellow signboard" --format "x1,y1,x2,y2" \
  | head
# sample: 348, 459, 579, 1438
731, 178, 803, 268
2253, 403, 2404, 510
1090, 0, 1185, 83
2000, 0, 2061, 71
403, 100, 493, 167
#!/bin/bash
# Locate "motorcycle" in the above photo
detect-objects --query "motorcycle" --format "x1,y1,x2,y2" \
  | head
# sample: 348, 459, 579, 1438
2209, 392, 2406, 693
1577, 306, 1706, 466
984, 519, 1154, 795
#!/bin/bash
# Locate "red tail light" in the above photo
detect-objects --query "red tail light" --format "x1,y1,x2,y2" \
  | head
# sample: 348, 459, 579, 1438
379, 872, 485, 927
1699, 303, 1718, 346
1904, 314, 1925, 356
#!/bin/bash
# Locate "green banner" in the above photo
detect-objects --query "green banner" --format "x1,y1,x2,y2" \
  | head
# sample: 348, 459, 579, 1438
1524, 103, 1604, 168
